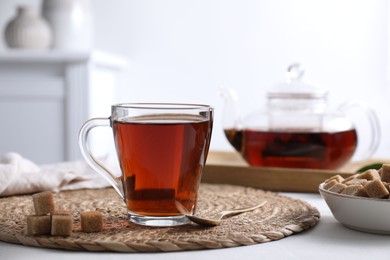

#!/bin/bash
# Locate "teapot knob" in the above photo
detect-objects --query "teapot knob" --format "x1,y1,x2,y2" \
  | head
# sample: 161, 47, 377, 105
287, 63, 305, 82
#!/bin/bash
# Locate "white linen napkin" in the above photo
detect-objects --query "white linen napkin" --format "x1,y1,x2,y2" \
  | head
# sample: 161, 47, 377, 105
0, 152, 112, 197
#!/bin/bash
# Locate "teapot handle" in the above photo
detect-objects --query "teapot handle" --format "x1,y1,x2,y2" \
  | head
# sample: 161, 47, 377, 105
338, 100, 381, 161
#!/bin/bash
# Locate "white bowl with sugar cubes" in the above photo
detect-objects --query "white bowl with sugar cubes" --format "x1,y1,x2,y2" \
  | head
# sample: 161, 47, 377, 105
319, 164, 390, 234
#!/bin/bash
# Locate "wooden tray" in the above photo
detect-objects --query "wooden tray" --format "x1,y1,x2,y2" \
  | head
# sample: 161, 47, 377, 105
204, 151, 386, 193
203, 164, 352, 193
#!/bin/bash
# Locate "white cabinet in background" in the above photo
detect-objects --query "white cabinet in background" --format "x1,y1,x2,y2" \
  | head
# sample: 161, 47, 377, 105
0, 50, 127, 164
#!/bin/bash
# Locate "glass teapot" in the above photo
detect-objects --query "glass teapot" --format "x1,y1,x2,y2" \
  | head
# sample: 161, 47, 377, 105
221, 64, 380, 170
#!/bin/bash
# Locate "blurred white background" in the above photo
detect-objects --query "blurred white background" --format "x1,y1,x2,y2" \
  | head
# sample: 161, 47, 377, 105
1, 0, 390, 158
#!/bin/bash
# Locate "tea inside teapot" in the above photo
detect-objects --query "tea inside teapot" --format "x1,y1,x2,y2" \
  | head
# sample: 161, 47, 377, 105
222, 64, 379, 170
224, 127, 357, 170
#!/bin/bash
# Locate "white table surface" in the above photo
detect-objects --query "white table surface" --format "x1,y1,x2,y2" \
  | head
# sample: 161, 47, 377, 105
1, 192, 390, 260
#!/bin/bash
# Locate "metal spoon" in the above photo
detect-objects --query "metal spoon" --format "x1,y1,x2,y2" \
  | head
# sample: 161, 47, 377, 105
175, 200, 267, 226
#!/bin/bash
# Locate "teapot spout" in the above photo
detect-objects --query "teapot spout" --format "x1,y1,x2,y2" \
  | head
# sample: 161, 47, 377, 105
219, 87, 241, 129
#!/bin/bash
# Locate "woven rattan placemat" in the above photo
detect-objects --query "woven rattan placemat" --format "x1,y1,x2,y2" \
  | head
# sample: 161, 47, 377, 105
0, 184, 320, 252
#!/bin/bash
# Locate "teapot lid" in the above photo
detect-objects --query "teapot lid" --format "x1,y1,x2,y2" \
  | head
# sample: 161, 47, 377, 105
268, 64, 328, 99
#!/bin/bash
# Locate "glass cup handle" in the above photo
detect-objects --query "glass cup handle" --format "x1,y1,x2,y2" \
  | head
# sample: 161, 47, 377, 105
78, 118, 124, 201
338, 100, 381, 161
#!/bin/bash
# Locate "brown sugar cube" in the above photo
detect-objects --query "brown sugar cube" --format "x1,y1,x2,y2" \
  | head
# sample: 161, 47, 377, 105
344, 178, 368, 186
51, 214, 73, 236
380, 164, 390, 183
383, 182, 390, 192
325, 175, 344, 184
342, 174, 359, 183
52, 210, 72, 216
341, 185, 364, 196
328, 183, 347, 194
32, 191, 55, 215
351, 183, 369, 197
363, 179, 390, 198
80, 211, 103, 233
357, 169, 381, 181
323, 179, 338, 190
26, 215, 51, 235
355, 188, 369, 197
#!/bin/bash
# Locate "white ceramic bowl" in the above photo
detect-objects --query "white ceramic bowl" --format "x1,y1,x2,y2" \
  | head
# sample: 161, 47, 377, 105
319, 183, 390, 234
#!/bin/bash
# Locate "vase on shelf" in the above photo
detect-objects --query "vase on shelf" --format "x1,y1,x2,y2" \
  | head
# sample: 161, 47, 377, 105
4, 6, 52, 50
41, 0, 94, 51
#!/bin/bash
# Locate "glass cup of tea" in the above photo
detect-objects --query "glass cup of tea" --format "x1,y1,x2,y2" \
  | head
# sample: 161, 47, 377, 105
79, 103, 213, 227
